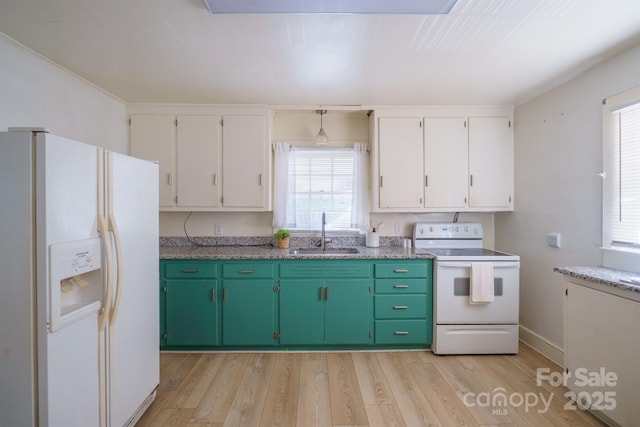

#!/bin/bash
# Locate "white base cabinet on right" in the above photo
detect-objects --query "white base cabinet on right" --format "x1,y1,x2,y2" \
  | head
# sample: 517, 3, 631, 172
564, 282, 640, 426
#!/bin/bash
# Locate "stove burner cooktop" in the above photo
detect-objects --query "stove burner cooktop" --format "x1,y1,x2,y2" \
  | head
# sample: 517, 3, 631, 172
418, 248, 514, 257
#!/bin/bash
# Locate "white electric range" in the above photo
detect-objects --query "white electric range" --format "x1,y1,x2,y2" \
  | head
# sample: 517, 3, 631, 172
413, 223, 520, 355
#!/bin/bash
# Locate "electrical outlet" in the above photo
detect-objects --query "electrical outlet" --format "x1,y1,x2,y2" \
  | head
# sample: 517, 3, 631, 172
547, 232, 561, 248
395, 223, 401, 234
214, 223, 223, 235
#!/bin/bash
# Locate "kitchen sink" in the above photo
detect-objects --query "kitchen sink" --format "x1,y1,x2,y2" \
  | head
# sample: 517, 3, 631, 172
289, 247, 360, 255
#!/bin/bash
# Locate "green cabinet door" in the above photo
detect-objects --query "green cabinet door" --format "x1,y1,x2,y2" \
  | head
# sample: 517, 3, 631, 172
280, 279, 370, 345
165, 279, 218, 346
222, 279, 276, 346
324, 279, 370, 344
280, 279, 325, 345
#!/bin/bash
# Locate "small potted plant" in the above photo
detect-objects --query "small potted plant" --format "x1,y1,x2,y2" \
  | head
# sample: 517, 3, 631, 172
274, 229, 291, 249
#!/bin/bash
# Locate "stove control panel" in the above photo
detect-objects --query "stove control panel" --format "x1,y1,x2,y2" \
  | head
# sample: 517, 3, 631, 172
413, 222, 483, 240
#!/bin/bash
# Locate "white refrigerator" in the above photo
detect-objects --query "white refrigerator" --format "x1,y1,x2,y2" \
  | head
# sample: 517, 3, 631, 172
0, 128, 159, 427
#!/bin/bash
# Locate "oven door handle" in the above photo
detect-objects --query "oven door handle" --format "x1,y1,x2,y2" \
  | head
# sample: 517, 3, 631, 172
437, 262, 520, 269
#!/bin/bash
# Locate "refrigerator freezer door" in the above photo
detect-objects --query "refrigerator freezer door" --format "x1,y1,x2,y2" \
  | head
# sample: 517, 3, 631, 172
105, 151, 159, 426
45, 312, 100, 426
0, 131, 102, 426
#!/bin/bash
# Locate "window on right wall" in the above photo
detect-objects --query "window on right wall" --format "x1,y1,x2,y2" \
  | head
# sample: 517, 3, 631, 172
602, 86, 640, 268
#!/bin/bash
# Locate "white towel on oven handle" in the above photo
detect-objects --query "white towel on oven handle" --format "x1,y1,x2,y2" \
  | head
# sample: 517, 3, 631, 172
470, 262, 495, 304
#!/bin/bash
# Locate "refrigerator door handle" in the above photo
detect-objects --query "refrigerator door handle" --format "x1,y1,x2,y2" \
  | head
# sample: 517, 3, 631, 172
107, 151, 125, 327
98, 149, 114, 332
108, 213, 123, 326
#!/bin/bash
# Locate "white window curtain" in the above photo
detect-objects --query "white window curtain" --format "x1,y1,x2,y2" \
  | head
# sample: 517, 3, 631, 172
351, 143, 369, 230
272, 142, 292, 228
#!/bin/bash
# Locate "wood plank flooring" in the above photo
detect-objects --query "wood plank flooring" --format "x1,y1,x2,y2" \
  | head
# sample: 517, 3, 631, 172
136, 344, 607, 426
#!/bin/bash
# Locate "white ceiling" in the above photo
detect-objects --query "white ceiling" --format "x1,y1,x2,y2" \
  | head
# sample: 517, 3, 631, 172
1, 0, 639, 106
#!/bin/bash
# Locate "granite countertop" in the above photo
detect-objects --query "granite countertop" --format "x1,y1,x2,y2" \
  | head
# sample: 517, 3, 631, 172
554, 266, 640, 295
160, 244, 433, 260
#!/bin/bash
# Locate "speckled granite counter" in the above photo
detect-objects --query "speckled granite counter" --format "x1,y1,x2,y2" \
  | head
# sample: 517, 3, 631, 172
160, 244, 433, 260
554, 266, 640, 299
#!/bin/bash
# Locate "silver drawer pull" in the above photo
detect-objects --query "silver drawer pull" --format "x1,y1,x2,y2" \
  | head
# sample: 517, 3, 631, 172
182, 269, 198, 273
394, 269, 409, 273
394, 331, 409, 335
239, 270, 255, 274
393, 305, 408, 310
393, 284, 409, 288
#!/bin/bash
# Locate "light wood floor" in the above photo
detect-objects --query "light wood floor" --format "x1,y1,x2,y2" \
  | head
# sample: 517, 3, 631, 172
136, 344, 607, 427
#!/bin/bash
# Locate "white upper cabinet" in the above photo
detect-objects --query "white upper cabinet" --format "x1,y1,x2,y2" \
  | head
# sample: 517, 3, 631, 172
424, 117, 468, 209
468, 117, 513, 209
220, 115, 267, 208
129, 109, 271, 212
372, 108, 513, 212
378, 117, 424, 209
129, 115, 175, 208
176, 115, 220, 208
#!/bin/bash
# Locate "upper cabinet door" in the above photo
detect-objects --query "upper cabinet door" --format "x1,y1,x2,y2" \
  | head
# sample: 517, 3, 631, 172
468, 117, 513, 209
424, 117, 468, 208
130, 115, 176, 208
378, 117, 424, 209
176, 115, 220, 208
221, 115, 268, 208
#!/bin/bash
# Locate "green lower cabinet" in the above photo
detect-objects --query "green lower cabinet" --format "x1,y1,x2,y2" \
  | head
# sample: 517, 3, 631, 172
222, 279, 277, 346
159, 258, 432, 349
324, 279, 371, 344
280, 279, 370, 345
165, 279, 218, 346
374, 319, 429, 344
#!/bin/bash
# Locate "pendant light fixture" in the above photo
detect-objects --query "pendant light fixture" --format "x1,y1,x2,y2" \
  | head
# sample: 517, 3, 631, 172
315, 109, 328, 145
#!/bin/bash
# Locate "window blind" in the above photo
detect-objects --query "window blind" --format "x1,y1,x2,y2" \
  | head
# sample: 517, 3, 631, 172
609, 101, 640, 247
287, 148, 354, 230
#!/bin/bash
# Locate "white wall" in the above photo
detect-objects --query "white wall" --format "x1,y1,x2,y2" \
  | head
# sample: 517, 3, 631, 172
0, 34, 127, 152
495, 43, 640, 356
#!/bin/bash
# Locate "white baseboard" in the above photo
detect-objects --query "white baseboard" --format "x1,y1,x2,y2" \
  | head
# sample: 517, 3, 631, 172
519, 325, 564, 367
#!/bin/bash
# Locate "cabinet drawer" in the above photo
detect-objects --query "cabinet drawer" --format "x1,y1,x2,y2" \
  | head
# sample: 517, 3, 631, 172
375, 263, 429, 278
375, 320, 427, 344
280, 262, 370, 278
375, 295, 426, 319
166, 262, 217, 279
222, 263, 274, 278
375, 279, 427, 294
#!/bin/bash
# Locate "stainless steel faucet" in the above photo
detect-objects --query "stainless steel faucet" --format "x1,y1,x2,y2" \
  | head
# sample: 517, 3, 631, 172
320, 212, 331, 250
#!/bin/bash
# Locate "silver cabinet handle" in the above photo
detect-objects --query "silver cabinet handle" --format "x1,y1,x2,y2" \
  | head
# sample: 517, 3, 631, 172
239, 270, 255, 274
167, 173, 172, 185
182, 269, 198, 273
319, 287, 324, 301
394, 331, 409, 335
394, 269, 409, 273
259, 173, 263, 186
393, 284, 409, 289
393, 305, 408, 310
212, 173, 217, 186
211, 289, 216, 302
223, 288, 228, 301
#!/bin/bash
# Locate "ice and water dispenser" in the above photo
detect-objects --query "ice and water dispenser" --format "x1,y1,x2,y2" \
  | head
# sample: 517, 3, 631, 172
49, 238, 102, 332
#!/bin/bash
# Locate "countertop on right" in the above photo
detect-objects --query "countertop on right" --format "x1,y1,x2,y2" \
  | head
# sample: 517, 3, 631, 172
554, 265, 640, 297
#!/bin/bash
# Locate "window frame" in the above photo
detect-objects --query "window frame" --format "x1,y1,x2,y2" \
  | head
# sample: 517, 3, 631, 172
602, 85, 640, 271
286, 146, 359, 232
